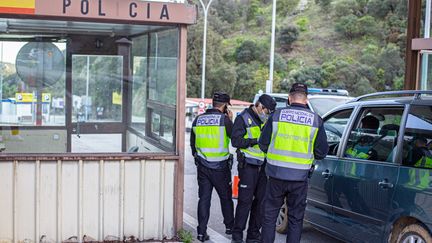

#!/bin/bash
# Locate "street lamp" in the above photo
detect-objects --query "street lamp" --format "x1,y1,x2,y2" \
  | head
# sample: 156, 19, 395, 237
199, 0, 214, 99
266, 0, 277, 93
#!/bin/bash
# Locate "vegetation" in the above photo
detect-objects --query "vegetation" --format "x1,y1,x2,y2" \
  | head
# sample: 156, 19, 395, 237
187, 0, 408, 101
177, 229, 194, 243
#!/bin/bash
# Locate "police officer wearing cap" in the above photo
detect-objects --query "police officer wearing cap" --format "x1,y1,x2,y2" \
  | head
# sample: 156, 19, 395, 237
231, 94, 276, 243
259, 83, 329, 243
190, 91, 235, 242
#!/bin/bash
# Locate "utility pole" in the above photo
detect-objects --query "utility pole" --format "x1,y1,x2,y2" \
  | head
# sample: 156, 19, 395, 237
199, 0, 214, 99
267, 0, 277, 93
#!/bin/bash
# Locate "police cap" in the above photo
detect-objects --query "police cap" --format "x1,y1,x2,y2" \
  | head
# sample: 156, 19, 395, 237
258, 94, 277, 112
213, 91, 231, 105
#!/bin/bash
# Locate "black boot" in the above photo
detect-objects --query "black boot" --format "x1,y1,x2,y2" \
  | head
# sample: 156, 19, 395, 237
197, 234, 210, 242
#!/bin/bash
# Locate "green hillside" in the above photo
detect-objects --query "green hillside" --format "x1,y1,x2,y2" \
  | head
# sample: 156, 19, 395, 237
187, 0, 408, 100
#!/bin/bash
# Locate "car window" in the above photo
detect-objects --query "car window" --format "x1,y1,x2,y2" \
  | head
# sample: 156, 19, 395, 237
274, 97, 288, 108
309, 97, 352, 116
344, 107, 404, 162
324, 109, 353, 156
401, 105, 432, 168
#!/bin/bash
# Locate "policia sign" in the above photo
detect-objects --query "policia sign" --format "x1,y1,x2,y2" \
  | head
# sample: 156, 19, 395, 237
0, 0, 196, 25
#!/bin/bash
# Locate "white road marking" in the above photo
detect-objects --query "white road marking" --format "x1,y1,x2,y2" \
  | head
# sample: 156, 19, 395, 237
183, 212, 231, 243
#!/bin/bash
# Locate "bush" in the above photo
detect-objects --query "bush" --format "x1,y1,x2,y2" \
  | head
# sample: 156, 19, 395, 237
377, 43, 405, 87
315, 0, 332, 10
321, 58, 377, 96
277, 0, 301, 15
335, 14, 359, 39
278, 25, 299, 51
177, 229, 193, 243
333, 0, 356, 18
247, 0, 262, 22
287, 66, 324, 87
296, 17, 309, 32
357, 15, 379, 36
235, 40, 261, 63
273, 53, 288, 72
335, 14, 379, 39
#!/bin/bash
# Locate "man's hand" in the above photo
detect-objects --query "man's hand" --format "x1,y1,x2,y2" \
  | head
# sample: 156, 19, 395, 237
227, 109, 233, 120
193, 154, 199, 166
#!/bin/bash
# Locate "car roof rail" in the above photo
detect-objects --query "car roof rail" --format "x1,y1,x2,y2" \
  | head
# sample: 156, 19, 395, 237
351, 90, 432, 102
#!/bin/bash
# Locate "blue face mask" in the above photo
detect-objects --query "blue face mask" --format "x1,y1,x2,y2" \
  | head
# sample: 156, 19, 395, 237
258, 111, 268, 122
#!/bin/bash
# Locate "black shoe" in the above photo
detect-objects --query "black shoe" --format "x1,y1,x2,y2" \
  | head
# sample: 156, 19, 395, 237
197, 234, 210, 242
225, 228, 233, 235
231, 240, 244, 243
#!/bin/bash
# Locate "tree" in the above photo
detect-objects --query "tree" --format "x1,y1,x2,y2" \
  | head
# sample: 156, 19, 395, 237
186, 20, 227, 97
206, 62, 237, 96
235, 40, 263, 63
377, 43, 405, 88
278, 25, 299, 51
234, 62, 262, 101
335, 14, 359, 39
277, 0, 300, 15
284, 66, 324, 88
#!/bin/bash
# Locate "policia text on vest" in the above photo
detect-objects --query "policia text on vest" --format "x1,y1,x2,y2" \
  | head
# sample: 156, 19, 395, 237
258, 103, 329, 243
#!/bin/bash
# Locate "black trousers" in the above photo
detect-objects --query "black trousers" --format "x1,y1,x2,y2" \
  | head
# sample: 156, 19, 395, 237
261, 177, 308, 243
232, 163, 267, 241
197, 164, 234, 235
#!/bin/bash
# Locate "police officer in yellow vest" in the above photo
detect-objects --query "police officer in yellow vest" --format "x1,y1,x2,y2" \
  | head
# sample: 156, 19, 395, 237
231, 94, 276, 243
190, 91, 235, 242
406, 137, 432, 189
258, 83, 329, 243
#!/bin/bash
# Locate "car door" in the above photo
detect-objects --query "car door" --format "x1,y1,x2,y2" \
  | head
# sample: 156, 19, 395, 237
331, 106, 403, 242
305, 108, 355, 233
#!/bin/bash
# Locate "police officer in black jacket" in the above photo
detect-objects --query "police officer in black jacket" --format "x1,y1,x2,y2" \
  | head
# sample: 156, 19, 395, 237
231, 94, 276, 243
190, 92, 235, 242
259, 83, 329, 243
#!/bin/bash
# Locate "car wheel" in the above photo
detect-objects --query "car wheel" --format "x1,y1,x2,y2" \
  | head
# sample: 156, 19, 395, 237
397, 224, 432, 243
276, 201, 288, 234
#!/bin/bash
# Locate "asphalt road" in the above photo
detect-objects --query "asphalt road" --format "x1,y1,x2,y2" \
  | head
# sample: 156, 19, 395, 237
183, 132, 342, 243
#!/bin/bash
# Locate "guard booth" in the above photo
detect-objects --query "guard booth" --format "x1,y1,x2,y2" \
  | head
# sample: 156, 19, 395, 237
0, 0, 196, 242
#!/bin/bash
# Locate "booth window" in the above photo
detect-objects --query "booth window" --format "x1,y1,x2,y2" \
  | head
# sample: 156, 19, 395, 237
0, 18, 179, 154
130, 28, 178, 152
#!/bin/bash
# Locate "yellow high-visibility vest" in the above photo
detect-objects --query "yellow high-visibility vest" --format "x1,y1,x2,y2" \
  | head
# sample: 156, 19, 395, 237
239, 111, 265, 165
267, 107, 319, 170
193, 113, 230, 162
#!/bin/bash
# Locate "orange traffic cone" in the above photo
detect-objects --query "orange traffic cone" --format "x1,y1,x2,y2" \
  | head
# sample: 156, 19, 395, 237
232, 175, 239, 199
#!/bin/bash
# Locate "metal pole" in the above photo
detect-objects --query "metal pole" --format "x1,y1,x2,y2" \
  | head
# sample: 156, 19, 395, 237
199, 0, 214, 99
85, 55, 90, 121
267, 0, 277, 93
421, 0, 431, 90
0, 42, 3, 114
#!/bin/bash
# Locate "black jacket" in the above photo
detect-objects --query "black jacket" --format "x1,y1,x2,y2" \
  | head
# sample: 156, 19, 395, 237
231, 105, 262, 149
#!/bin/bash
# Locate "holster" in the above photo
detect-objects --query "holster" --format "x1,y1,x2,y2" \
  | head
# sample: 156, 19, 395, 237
228, 154, 234, 170
236, 150, 245, 169
193, 154, 199, 166
308, 164, 315, 178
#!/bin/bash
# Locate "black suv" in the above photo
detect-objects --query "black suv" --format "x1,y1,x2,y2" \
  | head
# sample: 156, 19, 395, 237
277, 91, 432, 243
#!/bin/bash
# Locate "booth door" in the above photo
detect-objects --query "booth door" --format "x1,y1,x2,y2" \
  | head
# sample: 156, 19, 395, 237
70, 54, 125, 153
